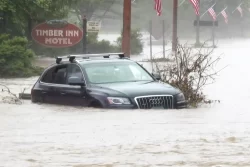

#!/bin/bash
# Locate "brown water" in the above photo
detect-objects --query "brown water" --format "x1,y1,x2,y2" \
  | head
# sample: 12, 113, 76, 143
0, 40, 250, 167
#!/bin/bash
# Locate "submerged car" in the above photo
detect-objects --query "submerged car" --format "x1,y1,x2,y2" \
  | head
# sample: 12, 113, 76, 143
31, 53, 187, 109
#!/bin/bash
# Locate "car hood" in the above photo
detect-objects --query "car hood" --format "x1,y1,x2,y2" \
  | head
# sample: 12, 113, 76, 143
90, 81, 179, 97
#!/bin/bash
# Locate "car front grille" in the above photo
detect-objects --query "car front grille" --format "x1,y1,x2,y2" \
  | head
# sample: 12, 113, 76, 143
134, 95, 174, 109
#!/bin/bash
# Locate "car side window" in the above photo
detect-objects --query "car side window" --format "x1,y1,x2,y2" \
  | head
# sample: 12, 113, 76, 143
41, 65, 67, 84
53, 66, 67, 84
67, 64, 84, 84
41, 66, 55, 83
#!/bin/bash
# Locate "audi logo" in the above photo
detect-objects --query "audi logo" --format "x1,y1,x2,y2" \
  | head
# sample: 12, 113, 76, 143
149, 98, 163, 105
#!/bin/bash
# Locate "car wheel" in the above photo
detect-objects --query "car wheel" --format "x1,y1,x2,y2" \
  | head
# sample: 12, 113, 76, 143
89, 101, 103, 108
31, 96, 38, 103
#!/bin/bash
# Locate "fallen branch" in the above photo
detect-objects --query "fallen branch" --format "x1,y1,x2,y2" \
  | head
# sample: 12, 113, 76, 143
0, 83, 23, 104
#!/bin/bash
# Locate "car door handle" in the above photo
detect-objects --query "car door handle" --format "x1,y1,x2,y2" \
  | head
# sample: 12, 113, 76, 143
41, 91, 47, 94
61, 92, 67, 95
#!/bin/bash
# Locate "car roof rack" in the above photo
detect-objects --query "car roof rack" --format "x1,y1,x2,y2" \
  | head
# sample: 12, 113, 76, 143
56, 52, 126, 64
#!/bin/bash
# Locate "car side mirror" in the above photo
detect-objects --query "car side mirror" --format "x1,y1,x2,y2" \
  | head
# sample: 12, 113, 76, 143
68, 76, 85, 86
152, 73, 161, 81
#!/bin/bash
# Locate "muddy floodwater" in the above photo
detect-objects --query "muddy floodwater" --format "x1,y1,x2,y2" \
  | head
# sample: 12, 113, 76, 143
1, 40, 250, 167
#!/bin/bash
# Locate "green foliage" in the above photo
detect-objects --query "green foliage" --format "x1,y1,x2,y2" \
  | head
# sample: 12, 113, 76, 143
87, 32, 119, 53
0, 0, 74, 36
87, 33, 99, 44
71, 0, 109, 20
116, 29, 143, 55
0, 34, 43, 78
89, 39, 119, 53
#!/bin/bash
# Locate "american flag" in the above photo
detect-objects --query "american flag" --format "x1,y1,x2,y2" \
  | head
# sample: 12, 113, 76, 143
208, 6, 216, 21
189, 0, 199, 15
221, 9, 228, 24
237, 6, 243, 17
154, 0, 162, 16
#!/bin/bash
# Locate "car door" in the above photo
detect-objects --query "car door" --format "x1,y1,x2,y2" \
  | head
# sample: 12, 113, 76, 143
39, 66, 59, 104
57, 64, 88, 106
50, 64, 69, 104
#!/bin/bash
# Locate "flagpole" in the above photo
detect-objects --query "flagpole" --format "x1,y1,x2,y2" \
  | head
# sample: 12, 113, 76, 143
195, 0, 200, 47
232, 3, 243, 14
178, 0, 185, 7
200, 3, 216, 19
217, 6, 227, 17
211, 0, 216, 48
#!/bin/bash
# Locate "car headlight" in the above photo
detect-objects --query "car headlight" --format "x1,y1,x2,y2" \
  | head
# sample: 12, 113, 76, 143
107, 97, 131, 105
176, 93, 185, 102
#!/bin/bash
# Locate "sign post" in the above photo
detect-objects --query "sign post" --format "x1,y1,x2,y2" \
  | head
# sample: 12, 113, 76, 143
82, 16, 87, 54
193, 20, 218, 47
212, 19, 215, 47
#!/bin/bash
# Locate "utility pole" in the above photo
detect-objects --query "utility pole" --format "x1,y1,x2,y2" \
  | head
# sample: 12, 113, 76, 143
122, 0, 132, 57
172, 0, 178, 53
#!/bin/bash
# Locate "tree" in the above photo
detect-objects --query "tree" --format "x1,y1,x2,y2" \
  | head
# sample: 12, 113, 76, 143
0, 34, 42, 77
0, 0, 74, 38
70, 0, 113, 21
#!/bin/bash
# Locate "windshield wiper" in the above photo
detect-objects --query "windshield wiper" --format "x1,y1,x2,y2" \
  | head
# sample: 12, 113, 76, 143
143, 80, 156, 84
93, 80, 153, 84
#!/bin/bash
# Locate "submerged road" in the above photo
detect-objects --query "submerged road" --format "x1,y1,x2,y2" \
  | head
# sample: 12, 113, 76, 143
0, 40, 250, 167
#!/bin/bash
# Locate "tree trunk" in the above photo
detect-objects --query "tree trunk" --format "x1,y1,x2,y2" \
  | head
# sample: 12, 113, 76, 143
27, 15, 32, 41
0, 11, 7, 34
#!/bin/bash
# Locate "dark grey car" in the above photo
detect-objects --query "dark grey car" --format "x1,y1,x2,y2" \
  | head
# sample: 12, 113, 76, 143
31, 53, 187, 109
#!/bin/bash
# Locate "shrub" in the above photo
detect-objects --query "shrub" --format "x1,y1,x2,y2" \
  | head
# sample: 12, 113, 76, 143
153, 42, 222, 108
116, 28, 143, 55
87, 33, 119, 53
0, 34, 43, 78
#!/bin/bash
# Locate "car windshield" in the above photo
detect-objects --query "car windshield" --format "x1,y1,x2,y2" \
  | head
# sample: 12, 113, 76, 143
82, 61, 154, 84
